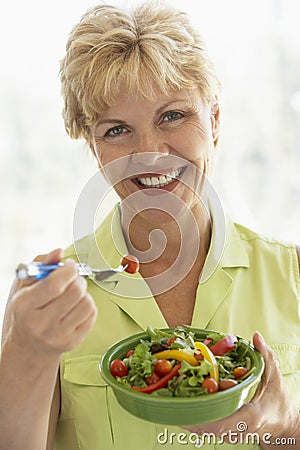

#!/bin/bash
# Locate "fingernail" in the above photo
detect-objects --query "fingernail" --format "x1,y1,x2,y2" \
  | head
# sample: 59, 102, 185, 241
255, 330, 265, 342
65, 258, 76, 265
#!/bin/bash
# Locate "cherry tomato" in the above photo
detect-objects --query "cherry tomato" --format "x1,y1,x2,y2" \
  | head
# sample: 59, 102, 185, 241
121, 254, 140, 274
146, 372, 160, 385
132, 363, 181, 394
218, 379, 238, 391
202, 377, 219, 394
125, 349, 135, 358
233, 367, 249, 379
110, 359, 128, 378
154, 359, 173, 376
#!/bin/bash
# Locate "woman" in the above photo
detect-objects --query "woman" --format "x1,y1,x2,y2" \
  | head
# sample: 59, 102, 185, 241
0, 2, 299, 449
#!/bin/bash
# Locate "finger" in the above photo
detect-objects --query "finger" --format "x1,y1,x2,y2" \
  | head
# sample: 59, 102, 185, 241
20, 259, 79, 308
253, 331, 280, 375
59, 277, 88, 319
253, 330, 267, 355
250, 331, 282, 403
70, 307, 98, 349
34, 248, 63, 264
41, 276, 88, 319
60, 293, 97, 331
17, 248, 64, 290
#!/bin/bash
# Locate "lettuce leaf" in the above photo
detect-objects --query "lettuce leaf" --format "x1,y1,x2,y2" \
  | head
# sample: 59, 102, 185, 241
124, 343, 156, 387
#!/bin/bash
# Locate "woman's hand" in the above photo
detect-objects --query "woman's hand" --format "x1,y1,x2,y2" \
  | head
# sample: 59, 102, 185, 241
183, 332, 300, 449
0, 248, 98, 450
2, 248, 98, 361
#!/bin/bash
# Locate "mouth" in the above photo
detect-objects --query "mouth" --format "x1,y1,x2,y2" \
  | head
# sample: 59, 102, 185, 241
132, 166, 186, 190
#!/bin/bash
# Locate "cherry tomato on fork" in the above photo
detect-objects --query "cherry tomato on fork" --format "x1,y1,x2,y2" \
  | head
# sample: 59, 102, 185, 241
121, 254, 140, 274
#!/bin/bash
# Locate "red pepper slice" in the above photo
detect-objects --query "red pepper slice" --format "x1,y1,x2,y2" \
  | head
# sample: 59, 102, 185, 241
166, 337, 176, 346
203, 337, 213, 346
131, 363, 181, 394
209, 334, 237, 356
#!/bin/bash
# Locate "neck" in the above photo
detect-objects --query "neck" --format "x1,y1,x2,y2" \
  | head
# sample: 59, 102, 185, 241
120, 201, 212, 279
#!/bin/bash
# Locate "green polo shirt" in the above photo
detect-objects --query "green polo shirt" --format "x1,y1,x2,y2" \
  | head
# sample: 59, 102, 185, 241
55, 206, 300, 450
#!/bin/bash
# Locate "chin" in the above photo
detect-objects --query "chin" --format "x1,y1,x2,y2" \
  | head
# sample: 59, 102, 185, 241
117, 178, 198, 226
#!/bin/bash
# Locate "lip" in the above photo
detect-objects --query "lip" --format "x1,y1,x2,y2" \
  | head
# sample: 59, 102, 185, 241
132, 168, 183, 177
131, 166, 187, 193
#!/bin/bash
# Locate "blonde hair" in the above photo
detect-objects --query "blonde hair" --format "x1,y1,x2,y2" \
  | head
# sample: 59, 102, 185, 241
60, 1, 220, 140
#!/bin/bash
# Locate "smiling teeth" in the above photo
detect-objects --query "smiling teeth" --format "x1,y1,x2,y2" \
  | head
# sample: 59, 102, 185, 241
137, 168, 183, 188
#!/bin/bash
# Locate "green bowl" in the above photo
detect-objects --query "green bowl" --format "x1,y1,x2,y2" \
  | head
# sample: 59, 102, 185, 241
99, 328, 264, 425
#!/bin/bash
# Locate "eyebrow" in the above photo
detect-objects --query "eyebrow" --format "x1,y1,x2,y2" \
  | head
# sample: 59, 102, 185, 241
156, 99, 191, 115
95, 99, 192, 127
95, 118, 128, 127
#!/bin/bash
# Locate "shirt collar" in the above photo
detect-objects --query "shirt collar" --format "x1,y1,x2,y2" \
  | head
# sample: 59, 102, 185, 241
200, 193, 249, 282
88, 202, 249, 286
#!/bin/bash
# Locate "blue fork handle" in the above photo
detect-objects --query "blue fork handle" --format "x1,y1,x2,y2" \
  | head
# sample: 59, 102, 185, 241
16, 262, 64, 280
32, 263, 63, 279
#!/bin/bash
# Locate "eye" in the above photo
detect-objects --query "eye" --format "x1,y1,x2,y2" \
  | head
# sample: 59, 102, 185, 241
162, 111, 184, 122
104, 125, 129, 138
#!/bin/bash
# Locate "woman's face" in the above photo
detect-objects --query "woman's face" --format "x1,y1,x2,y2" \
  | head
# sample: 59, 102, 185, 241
89, 88, 220, 224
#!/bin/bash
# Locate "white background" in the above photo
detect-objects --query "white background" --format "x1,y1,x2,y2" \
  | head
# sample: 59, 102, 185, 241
1, 0, 300, 328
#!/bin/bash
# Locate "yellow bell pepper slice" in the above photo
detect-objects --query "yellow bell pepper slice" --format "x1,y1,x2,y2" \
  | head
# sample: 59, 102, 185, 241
154, 349, 199, 367
194, 341, 219, 382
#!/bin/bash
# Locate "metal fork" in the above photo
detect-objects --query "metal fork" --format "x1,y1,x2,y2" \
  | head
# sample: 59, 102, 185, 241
16, 261, 128, 282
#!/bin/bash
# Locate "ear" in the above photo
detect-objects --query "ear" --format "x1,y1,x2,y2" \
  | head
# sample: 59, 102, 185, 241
210, 97, 221, 147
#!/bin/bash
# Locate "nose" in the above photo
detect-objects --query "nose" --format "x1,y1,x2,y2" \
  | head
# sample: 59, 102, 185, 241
131, 131, 170, 166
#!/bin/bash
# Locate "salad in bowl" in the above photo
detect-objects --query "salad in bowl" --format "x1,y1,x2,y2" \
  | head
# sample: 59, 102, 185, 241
99, 326, 264, 425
